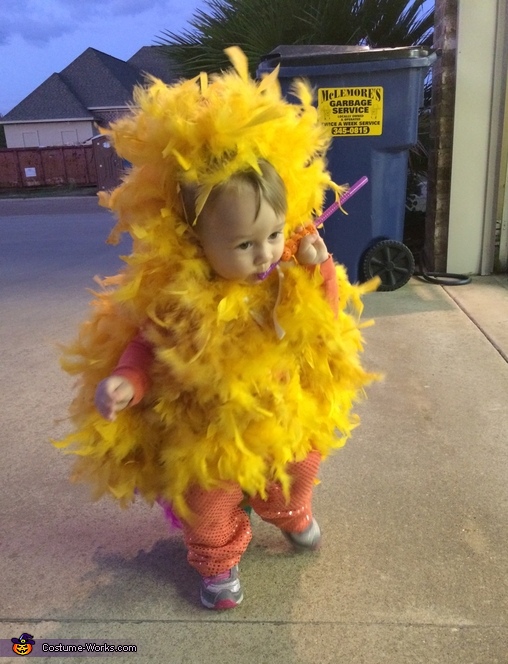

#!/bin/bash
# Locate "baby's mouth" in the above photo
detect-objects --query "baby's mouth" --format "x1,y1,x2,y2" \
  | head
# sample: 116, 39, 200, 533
257, 263, 278, 281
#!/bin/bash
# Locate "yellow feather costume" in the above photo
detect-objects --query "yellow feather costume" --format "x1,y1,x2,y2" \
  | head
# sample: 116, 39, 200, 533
54, 48, 379, 520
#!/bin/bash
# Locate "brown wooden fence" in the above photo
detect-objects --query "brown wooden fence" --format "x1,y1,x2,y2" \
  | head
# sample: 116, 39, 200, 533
0, 145, 98, 188
92, 135, 127, 191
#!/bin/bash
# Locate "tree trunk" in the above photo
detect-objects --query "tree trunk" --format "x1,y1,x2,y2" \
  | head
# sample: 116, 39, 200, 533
425, 0, 458, 272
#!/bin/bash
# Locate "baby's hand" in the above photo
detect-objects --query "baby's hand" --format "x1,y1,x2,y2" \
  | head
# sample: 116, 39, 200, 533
94, 376, 134, 421
295, 230, 329, 266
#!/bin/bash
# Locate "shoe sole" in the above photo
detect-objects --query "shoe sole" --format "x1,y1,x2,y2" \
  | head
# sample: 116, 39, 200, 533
200, 593, 244, 610
282, 530, 322, 552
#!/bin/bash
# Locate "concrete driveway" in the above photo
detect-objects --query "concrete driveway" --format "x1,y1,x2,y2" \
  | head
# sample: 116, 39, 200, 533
1, 196, 508, 663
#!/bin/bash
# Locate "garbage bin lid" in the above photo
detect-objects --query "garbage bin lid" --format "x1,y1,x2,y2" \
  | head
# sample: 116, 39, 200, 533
259, 45, 433, 68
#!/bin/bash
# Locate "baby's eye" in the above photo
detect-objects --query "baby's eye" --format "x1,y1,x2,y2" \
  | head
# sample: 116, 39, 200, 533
237, 241, 252, 250
269, 231, 283, 240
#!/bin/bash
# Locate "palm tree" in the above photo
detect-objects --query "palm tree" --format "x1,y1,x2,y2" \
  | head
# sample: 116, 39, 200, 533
156, 0, 433, 77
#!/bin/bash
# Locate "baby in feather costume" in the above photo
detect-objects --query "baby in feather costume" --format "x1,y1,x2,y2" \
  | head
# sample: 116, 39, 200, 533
55, 47, 379, 610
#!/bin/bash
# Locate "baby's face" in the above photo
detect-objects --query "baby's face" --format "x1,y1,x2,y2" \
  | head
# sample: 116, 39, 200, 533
196, 182, 285, 282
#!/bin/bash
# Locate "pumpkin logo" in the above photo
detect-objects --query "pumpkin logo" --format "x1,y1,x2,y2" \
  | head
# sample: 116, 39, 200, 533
11, 633, 35, 656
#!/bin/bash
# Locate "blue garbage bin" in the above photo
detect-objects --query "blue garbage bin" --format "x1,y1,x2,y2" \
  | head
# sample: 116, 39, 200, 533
257, 45, 436, 289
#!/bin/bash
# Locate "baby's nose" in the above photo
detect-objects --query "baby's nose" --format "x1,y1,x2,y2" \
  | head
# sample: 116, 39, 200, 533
255, 244, 270, 264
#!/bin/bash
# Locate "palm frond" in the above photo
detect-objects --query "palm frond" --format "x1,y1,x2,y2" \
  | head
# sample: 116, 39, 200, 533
155, 0, 435, 78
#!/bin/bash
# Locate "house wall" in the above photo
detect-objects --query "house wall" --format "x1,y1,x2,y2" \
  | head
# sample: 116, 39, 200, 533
496, 39, 508, 270
447, 0, 508, 274
4, 121, 95, 148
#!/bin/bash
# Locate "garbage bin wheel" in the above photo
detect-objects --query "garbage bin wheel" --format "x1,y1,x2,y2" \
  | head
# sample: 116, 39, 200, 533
361, 240, 415, 291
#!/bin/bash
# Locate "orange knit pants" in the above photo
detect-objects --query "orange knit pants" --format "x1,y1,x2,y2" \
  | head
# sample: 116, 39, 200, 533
180, 451, 321, 576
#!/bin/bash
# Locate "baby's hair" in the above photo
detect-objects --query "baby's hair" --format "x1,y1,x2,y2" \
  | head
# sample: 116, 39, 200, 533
180, 160, 287, 226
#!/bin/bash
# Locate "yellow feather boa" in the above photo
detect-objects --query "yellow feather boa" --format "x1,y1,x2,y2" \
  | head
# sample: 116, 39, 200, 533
54, 48, 380, 520
56, 255, 378, 520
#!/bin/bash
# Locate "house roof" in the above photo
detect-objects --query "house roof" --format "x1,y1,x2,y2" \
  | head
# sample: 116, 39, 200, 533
128, 46, 179, 84
1, 46, 181, 124
59, 48, 141, 109
2, 73, 94, 122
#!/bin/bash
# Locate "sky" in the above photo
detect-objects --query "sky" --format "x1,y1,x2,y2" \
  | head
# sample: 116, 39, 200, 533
0, 0, 208, 115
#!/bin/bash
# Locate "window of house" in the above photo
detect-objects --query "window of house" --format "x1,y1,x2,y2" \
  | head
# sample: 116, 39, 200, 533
61, 130, 78, 145
22, 131, 39, 147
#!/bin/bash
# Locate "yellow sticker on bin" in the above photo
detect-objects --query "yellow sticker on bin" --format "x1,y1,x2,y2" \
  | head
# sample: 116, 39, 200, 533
318, 86, 383, 137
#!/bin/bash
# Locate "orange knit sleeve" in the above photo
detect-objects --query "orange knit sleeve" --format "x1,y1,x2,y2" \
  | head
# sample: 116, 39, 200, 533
112, 332, 153, 405
304, 255, 339, 318
319, 255, 339, 318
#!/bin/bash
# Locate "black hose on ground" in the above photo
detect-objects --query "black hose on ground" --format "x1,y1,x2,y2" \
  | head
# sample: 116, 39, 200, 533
413, 248, 472, 286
